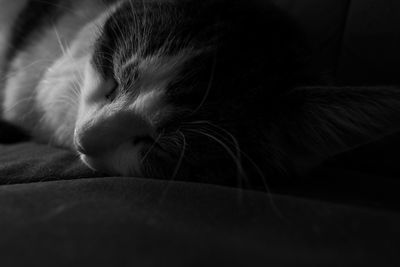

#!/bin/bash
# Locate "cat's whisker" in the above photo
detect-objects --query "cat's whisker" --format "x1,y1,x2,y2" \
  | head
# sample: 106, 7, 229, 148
188, 121, 243, 157
186, 123, 286, 218
156, 130, 186, 205
186, 128, 245, 182
53, 25, 86, 98
197, 126, 248, 192
0, 59, 54, 82
71, 152, 82, 160
240, 149, 288, 220
202, 124, 246, 188
125, 0, 137, 48
53, 92, 79, 104
47, 98, 78, 108
70, 75, 83, 98
70, 84, 81, 100
43, 92, 80, 110
91, 51, 116, 58
88, 59, 116, 73
53, 24, 68, 57
170, 130, 186, 180
139, 3, 152, 55
188, 122, 254, 185
108, 3, 132, 52
2, 95, 37, 113
185, 121, 236, 145
185, 127, 244, 203
191, 123, 286, 208
190, 52, 217, 115
139, 0, 148, 51
140, 132, 164, 164
185, 122, 252, 187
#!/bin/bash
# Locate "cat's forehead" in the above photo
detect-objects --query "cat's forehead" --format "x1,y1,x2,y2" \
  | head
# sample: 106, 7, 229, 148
108, 1, 187, 53
121, 51, 191, 75
92, 1, 186, 77
94, 1, 217, 63
91, 1, 217, 88
116, 50, 195, 89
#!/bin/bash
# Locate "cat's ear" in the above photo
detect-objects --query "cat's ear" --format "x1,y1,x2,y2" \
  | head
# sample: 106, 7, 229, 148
272, 86, 400, 172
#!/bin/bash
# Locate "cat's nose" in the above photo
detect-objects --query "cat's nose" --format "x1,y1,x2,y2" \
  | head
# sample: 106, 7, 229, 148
74, 111, 154, 156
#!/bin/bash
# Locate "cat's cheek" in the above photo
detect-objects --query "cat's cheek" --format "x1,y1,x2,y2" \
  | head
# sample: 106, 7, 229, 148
81, 62, 107, 103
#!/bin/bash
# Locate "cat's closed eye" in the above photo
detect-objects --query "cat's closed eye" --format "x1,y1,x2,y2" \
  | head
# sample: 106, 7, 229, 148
105, 79, 119, 101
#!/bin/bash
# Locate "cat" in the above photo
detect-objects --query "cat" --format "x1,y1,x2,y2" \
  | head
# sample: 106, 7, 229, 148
1, 0, 400, 187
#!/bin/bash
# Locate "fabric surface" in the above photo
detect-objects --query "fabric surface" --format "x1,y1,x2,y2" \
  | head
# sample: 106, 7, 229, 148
0, 162, 399, 266
1, 0, 400, 266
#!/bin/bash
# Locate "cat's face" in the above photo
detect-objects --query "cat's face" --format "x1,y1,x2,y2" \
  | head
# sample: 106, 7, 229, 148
72, 0, 294, 184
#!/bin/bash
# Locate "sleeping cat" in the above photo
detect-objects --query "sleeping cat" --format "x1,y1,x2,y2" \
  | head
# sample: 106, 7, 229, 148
1, 0, 400, 186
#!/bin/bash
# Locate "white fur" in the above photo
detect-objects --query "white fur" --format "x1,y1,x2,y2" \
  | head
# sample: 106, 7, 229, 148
35, 6, 114, 146
2, 0, 110, 143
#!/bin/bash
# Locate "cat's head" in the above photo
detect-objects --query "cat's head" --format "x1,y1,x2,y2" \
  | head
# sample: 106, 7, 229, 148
72, 0, 400, 186
72, 0, 298, 184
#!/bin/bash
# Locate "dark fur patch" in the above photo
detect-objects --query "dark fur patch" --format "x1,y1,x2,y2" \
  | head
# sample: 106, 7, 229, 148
0, 120, 29, 143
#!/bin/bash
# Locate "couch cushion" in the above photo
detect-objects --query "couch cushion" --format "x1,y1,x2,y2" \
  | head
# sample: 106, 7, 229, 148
0, 142, 99, 185
0, 177, 399, 266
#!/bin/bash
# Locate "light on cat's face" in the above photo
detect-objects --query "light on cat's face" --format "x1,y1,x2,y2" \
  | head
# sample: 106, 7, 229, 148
73, 54, 181, 176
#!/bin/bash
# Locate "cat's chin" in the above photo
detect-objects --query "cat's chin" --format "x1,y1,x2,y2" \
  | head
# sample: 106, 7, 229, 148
79, 150, 142, 177
79, 154, 107, 174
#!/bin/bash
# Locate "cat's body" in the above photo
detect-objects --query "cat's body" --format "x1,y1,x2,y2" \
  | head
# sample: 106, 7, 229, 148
1, 0, 400, 186
1, 0, 112, 145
